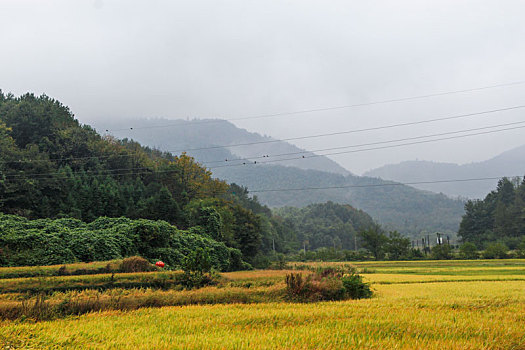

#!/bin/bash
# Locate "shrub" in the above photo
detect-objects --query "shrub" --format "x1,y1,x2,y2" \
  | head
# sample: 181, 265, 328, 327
284, 273, 309, 300
182, 248, 212, 276
482, 243, 508, 259
181, 248, 218, 289
342, 273, 373, 299
284, 268, 371, 302
227, 248, 251, 271
431, 244, 453, 260
119, 256, 155, 273
459, 242, 479, 259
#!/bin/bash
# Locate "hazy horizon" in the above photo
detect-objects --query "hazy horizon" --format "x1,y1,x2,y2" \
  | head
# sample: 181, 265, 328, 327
2, 0, 525, 174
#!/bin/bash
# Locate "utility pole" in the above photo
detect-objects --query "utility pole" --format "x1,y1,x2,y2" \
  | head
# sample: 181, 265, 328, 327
354, 235, 358, 252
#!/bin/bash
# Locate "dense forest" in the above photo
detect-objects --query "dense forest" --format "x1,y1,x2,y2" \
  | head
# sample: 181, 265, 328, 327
0, 92, 386, 267
459, 177, 525, 249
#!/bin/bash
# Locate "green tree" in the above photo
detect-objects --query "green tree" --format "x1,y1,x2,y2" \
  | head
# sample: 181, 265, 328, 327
431, 244, 453, 260
359, 225, 388, 260
482, 242, 508, 259
231, 205, 262, 260
182, 247, 212, 276
459, 242, 478, 259
385, 231, 411, 260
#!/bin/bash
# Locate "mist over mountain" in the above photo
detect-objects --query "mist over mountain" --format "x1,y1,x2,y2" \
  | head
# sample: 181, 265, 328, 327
364, 144, 525, 199
97, 118, 465, 237
99, 119, 350, 176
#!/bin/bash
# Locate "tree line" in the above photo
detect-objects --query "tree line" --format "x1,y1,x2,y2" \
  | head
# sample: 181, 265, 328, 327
459, 177, 525, 250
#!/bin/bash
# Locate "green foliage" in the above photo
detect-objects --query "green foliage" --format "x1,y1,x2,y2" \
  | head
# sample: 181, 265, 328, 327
0, 92, 227, 226
274, 201, 375, 253
182, 248, 212, 276
0, 92, 396, 267
0, 214, 248, 271
230, 205, 262, 261
184, 199, 224, 240
180, 247, 222, 289
459, 243, 479, 260
341, 273, 373, 299
482, 243, 508, 259
359, 225, 388, 260
459, 177, 525, 248
385, 231, 411, 260
0, 92, 297, 264
431, 244, 453, 260
292, 248, 370, 262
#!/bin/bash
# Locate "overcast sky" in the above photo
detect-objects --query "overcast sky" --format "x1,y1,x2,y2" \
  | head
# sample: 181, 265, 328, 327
1, 0, 524, 174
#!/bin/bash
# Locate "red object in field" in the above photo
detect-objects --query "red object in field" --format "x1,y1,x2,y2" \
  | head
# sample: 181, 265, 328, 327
155, 261, 165, 268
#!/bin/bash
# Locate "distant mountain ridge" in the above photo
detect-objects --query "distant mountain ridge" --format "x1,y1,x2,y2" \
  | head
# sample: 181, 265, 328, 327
99, 118, 351, 176
96, 118, 465, 236
364, 144, 525, 199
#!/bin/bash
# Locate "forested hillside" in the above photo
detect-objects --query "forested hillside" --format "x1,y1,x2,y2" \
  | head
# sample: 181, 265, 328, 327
273, 202, 375, 251
459, 177, 525, 249
0, 93, 273, 266
214, 165, 464, 236
0, 92, 390, 267
98, 118, 466, 236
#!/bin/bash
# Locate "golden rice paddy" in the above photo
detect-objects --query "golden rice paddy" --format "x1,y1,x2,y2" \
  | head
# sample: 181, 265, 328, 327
1, 259, 524, 349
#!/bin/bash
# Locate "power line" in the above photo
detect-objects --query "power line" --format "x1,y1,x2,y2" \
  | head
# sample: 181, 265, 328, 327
2, 164, 521, 195
168, 105, 525, 153
207, 124, 525, 169
249, 176, 524, 193
105, 80, 525, 132
201, 120, 525, 165
4, 104, 524, 166
3, 122, 524, 179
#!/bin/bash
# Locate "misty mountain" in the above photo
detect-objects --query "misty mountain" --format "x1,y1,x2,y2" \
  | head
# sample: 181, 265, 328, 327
97, 118, 465, 236
364, 144, 525, 199
99, 118, 350, 176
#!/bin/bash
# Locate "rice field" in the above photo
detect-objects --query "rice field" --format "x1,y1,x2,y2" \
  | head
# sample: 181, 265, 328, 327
1, 259, 524, 349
